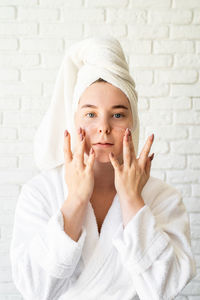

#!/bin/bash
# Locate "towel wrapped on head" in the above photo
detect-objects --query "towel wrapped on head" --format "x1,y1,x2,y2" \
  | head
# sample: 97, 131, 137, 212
33, 36, 139, 171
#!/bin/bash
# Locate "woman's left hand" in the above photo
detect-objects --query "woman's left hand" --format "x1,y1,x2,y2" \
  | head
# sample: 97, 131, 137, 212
109, 128, 154, 210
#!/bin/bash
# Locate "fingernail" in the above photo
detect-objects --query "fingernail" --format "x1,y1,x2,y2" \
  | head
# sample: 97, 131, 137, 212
64, 130, 68, 137
90, 147, 94, 154
80, 133, 83, 141
150, 153, 154, 161
110, 152, 114, 157
82, 129, 85, 138
124, 128, 129, 137
150, 133, 154, 141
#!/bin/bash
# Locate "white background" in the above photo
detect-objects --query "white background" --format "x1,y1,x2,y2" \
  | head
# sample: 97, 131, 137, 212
0, 0, 199, 299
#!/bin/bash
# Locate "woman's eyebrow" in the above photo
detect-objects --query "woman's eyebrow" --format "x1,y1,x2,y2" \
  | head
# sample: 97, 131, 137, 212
81, 104, 128, 110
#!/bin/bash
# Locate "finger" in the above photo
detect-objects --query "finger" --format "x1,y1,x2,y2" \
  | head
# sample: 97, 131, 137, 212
149, 152, 154, 161
63, 129, 73, 163
86, 147, 95, 172
145, 155, 153, 178
138, 134, 154, 169
128, 129, 137, 162
123, 128, 131, 168
109, 152, 120, 170
74, 127, 86, 169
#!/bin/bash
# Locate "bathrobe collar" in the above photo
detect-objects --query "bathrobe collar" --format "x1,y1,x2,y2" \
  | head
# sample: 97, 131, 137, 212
62, 164, 123, 290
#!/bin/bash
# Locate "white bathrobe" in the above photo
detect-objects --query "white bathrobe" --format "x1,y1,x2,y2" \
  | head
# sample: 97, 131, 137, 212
10, 164, 196, 300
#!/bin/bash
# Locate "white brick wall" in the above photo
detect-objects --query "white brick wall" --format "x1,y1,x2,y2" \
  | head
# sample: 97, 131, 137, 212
0, 0, 199, 299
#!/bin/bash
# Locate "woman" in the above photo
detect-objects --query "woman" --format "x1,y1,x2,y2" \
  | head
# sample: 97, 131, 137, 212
10, 36, 196, 300
63, 77, 154, 241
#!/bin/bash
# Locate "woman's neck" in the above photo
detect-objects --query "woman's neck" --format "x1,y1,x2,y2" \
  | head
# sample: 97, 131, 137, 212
92, 160, 115, 192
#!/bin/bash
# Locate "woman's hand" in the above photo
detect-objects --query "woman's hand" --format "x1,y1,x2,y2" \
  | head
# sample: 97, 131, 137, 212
109, 128, 154, 209
63, 127, 95, 204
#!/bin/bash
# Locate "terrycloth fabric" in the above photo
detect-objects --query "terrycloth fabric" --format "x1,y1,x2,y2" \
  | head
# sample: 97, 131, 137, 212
10, 164, 196, 300
33, 36, 139, 171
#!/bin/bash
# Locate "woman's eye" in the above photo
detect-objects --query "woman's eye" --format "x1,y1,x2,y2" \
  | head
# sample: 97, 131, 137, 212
85, 112, 125, 118
86, 112, 95, 118
113, 113, 124, 118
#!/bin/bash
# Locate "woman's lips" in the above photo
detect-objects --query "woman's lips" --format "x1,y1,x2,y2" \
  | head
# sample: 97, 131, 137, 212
93, 143, 114, 148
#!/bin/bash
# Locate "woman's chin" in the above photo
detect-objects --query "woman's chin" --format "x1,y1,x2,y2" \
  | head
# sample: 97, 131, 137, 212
94, 152, 112, 163
85, 147, 122, 163
93, 150, 123, 164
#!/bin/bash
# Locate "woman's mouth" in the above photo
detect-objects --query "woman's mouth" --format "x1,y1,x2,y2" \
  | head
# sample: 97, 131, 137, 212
93, 143, 114, 148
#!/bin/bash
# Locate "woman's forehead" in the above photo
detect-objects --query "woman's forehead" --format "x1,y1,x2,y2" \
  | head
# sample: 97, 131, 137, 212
78, 82, 131, 109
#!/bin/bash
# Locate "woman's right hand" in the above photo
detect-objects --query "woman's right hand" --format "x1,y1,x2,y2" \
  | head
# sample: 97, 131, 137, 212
63, 127, 95, 204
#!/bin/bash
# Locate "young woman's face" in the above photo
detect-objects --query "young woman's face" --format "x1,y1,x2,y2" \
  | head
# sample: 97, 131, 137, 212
75, 81, 133, 163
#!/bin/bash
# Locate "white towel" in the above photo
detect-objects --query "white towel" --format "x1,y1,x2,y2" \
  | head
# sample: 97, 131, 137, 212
33, 35, 139, 171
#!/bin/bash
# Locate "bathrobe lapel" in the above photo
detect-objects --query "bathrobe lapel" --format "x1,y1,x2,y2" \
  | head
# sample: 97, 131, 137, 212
81, 192, 122, 266
62, 164, 123, 294
68, 195, 123, 296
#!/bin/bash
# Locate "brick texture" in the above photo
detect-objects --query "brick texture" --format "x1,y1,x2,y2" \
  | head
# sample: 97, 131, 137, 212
0, 1, 199, 299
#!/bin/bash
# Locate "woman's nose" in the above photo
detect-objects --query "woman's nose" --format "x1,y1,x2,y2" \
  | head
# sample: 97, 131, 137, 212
99, 128, 110, 134
98, 120, 111, 134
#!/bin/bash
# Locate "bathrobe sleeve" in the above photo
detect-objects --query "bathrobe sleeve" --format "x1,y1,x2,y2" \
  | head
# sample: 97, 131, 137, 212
112, 181, 196, 300
10, 183, 86, 300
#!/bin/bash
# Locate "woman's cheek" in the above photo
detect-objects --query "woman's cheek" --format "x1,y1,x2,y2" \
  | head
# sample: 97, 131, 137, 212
113, 136, 123, 156
84, 138, 91, 154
